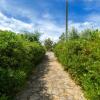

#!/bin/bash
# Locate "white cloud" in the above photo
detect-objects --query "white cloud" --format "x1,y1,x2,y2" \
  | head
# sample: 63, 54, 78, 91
87, 13, 100, 23
0, 11, 65, 42
39, 20, 65, 42
69, 20, 100, 32
0, 0, 65, 42
69, 11, 100, 31
1, 0, 100, 42
0, 0, 37, 21
0, 12, 34, 32
0, 9, 100, 42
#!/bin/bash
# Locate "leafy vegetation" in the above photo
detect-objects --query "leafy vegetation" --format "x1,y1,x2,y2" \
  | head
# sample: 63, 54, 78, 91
22, 31, 41, 42
44, 38, 53, 51
0, 30, 45, 100
54, 29, 100, 100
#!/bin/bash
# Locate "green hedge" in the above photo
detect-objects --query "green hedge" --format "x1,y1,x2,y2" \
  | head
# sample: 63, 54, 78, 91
54, 31, 100, 100
0, 30, 45, 100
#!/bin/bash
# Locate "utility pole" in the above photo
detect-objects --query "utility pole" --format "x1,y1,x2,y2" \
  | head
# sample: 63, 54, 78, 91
65, 0, 68, 40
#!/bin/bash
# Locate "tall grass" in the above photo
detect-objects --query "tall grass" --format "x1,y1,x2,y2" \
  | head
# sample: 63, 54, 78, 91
54, 29, 100, 100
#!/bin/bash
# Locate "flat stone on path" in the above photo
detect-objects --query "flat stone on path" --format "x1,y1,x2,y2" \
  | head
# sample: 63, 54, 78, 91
16, 52, 86, 100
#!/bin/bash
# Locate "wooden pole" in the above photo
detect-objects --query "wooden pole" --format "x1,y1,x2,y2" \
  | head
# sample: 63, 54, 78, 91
65, 0, 68, 40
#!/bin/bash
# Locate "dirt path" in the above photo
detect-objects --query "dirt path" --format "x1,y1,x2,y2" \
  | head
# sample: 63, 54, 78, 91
16, 52, 86, 100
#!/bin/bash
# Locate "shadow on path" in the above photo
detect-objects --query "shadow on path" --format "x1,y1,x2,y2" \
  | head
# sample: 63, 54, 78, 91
16, 54, 52, 100
16, 52, 86, 100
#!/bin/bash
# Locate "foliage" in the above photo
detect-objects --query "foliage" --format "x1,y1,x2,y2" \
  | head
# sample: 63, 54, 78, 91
59, 33, 65, 41
21, 31, 41, 42
0, 30, 45, 99
69, 27, 79, 39
54, 29, 100, 100
44, 38, 53, 51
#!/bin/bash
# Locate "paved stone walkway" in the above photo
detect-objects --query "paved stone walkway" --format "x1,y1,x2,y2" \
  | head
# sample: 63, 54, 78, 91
16, 52, 86, 100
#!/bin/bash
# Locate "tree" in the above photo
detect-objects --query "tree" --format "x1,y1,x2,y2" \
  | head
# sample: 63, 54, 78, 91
59, 33, 65, 41
69, 27, 79, 39
44, 38, 53, 51
81, 29, 100, 40
22, 31, 41, 42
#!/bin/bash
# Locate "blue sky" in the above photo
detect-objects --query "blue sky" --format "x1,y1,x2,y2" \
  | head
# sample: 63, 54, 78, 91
69, 0, 100, 31
0, 0, 100, 41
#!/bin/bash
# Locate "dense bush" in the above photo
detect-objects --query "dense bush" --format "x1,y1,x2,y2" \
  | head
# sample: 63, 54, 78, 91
0, 30, 45, 100
22, 31, 41, 42
44, 38, 53, 51
54, 30, 100, 100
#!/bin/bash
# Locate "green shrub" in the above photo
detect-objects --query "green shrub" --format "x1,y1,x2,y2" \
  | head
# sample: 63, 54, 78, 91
54, 30, 100, 100
0, 95, 8, 100
0, 30, 45, 99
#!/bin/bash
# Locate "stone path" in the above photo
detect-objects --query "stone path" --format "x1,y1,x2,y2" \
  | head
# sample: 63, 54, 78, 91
16, 52, 86, 100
